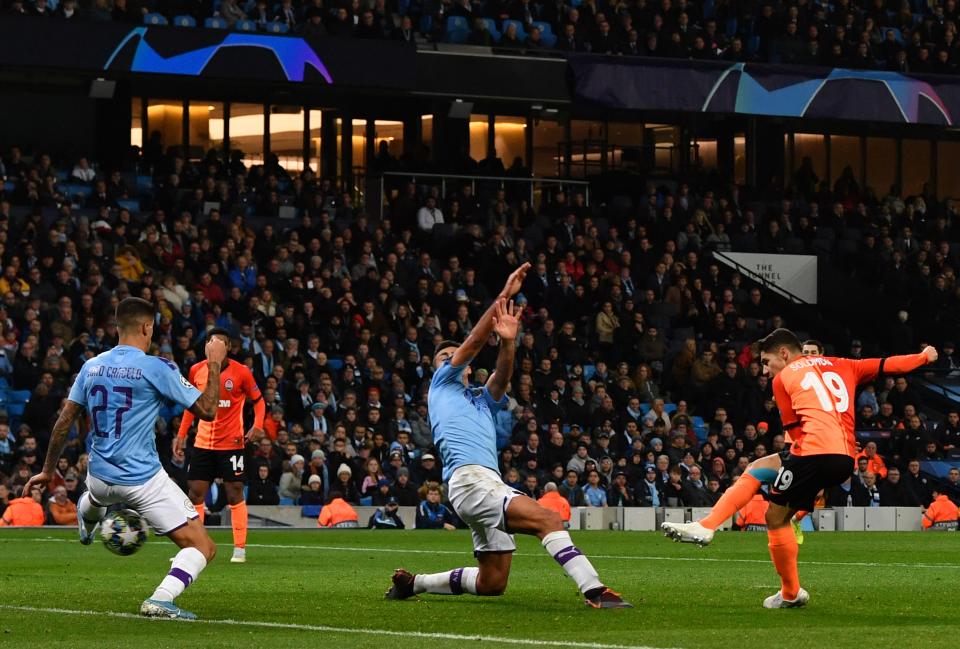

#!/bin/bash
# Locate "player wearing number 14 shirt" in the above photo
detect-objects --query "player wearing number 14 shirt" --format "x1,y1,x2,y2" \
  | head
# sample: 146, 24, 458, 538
175, 328, 265, 565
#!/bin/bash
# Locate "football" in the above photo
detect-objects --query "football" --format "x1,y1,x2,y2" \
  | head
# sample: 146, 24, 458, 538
100, 510, 148, 556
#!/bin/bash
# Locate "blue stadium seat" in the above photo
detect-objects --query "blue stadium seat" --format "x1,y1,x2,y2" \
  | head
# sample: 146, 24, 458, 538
663, 402, 677, 414
540, 33, 557, 47
446, 29, 469, 43
173, 15, 196, 27
703, 0, 716, 19
398, 0, 410, 15
279, 497, 296, 506
62, 184, 93, 198
205, 17, 228, 29
747, 35, 760, 56
725, 17, 737, 36
482, 18, 501, 41
5, 402, 25, 419
327, 358, 345, 371
446, 16, 468, 33
2, 181, 15, 193
301, 505, 322, 518
265, 21, 289, 33
502, 19, 527, 40
582, 364, 596, 381
0, 377, 9, 390
144, 13, 168, 25
135, 175, 153, 191
532, 21, 552, 35
420, 15, 433, 34
640, 403, 652, 414
116, 199, 140, 213
881, 27, 903, 43
235, 19, 256, 31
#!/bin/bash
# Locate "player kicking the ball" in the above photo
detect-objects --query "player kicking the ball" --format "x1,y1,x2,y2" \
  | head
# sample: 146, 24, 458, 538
25, 298, 225, 620
663, 336, 935, 550
668, 329, 935, 608
385, 263, 630, 609
173, 327, 265, 564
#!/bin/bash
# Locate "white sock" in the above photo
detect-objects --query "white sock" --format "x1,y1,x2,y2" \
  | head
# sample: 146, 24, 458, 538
77, 492, 105, 534
413, 567, 479, 595
151, 547, 207, 602
542, 530, 604, 595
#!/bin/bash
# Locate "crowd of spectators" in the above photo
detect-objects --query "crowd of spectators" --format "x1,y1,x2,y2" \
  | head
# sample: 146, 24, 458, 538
7, 0, 960, 72
0, 136, 959, 529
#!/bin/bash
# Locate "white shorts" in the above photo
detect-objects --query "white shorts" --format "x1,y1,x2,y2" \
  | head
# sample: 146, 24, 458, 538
447, 465, 523, 554
86, 470, 198, 535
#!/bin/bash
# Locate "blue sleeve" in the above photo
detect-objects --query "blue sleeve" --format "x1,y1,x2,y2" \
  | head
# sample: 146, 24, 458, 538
431, 360, 466, 388
482, 387, 508, 413
145, 357, 203, 409
67, 363, 89, 407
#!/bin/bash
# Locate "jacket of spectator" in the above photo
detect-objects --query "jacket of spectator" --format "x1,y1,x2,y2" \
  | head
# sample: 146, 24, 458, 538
317, 497, 359, 528
48, 488, 77, 525
416, 500, 456, 528
736, 494, 769, 529
922, 493, 959, 530
538, 486, 572, 522
0, 496, 45, 526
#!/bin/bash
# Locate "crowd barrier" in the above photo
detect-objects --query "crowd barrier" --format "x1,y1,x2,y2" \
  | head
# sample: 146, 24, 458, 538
228, 506, 929, 531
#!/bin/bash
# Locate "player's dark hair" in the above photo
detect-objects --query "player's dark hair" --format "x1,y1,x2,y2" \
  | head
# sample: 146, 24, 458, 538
803, 339, 824, 354
208, 327, 233, 342
756, 328, 802, 355
115, 297, 155, 332
435, 340, 460, 356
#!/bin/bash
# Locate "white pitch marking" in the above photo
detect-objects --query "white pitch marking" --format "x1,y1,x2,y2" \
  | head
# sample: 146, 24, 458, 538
0, 605, 667, 649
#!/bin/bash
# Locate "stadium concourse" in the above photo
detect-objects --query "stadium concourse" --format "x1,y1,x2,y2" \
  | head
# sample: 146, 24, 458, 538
1, 133, 960, 529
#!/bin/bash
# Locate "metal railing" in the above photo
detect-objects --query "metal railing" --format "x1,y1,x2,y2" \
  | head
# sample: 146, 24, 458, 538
376, 171, 590, 219
557, 140, 690, 177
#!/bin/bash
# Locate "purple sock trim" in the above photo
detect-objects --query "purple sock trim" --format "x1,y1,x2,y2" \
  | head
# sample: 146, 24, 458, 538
168, 567, 193, 588
554, 546, 583, 567
449, 568, 464, 595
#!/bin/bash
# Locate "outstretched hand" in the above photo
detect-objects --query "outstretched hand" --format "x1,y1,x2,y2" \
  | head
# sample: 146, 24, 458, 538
922, 345, 938, 364
500, 262, 531, 298
492, 298, 521, 342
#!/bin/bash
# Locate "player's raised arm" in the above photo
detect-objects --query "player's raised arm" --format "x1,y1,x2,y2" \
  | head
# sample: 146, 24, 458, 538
486, 298, 520, 402
451, 262, 530, 368
850, 345, 937, 383
188, 338, 228, 421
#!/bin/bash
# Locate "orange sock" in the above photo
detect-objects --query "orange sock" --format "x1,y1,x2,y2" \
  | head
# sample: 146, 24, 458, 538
700, 473, 761, 529
767, 526, 800, 600
195, 505, 205, 526
229, 502, 248, 549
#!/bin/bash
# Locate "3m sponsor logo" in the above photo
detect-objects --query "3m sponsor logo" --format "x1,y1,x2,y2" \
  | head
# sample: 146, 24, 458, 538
219, 399, 232, 408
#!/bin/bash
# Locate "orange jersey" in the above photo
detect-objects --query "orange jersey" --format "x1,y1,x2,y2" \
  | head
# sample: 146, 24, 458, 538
774, 353, 927, 457
736, 494, 769, 528
181, 360, 262, 451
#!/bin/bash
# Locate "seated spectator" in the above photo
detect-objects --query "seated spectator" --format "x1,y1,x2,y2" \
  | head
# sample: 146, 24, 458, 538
317, 491, 360, 528
393, 467, 419, 506
217, 0, 247, 26
635, 465, 663, 507
331, 464, 360, 504
607, 471, 635, 507
500, 22, 524, 48
0, 485, 45, 526
279, 454, 305, 502
856, 441, 888, 479
416, 482, 456, 529
922, 486, 959, 530
368, 497, 405, 529
301, 474, 325, 505
47, 485, 77, 525
70, 157, 96, 183
247, 463, 280, 505
538, 482, 572, 525
581, 469, 607, 507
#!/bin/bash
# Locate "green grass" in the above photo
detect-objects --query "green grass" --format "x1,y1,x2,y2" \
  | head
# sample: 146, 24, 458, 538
0, 528, 956, 648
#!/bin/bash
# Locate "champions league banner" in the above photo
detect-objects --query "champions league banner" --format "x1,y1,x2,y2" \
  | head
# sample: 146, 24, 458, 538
569, 55, 960, 126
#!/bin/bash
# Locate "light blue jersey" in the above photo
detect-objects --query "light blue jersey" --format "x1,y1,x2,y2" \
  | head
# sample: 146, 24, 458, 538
67, 345, 202, 485
428, 360, 506, 482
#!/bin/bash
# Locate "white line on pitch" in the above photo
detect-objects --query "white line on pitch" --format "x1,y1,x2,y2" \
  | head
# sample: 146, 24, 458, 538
15, 537, 960, 570
0, 605, 666, 649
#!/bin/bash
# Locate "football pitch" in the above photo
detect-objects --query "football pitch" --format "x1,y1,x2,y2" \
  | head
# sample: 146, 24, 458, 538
0, 528, 956, 648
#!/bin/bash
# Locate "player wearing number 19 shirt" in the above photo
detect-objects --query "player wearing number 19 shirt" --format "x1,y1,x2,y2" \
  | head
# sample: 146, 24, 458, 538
755, 329, 934, 609
176, 327, 265, 564
23, 298, 227, 620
